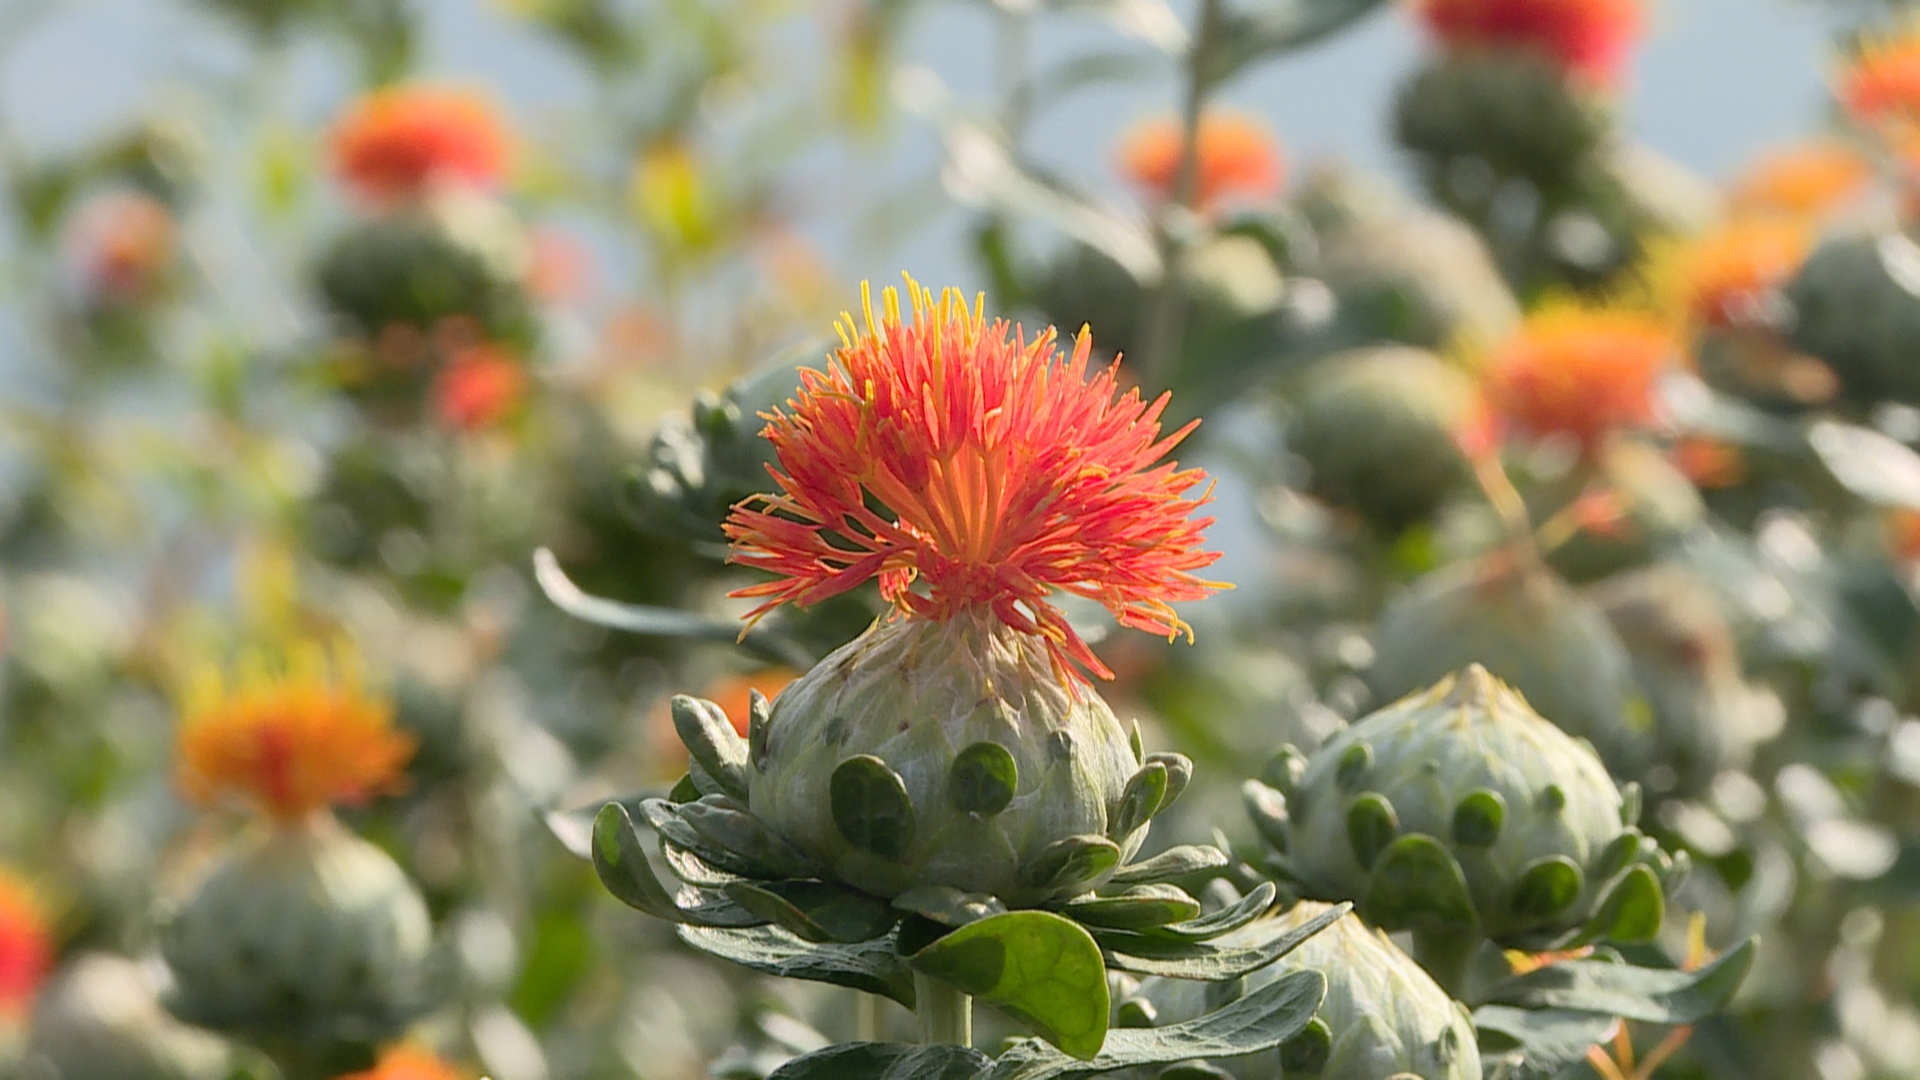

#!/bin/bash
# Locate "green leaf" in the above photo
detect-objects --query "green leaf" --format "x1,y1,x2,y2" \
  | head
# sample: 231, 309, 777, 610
1345, 793, 1399, 870
1096, 901, 1346, 980
907, 910, 1111, 1060
723, 880, 900, 944
766, 1043, 992, 1080
1062, 885, 1201, 931
1482, 936, 1756, 1024
534, 547, 810, 665
658, 840, 743, 887
1583, 864, 1663, 944
1472, 1005, 1617, 1080
1110, 845, 1231, 886
1278, 1017, 1333, 1073
591, 803, 683, 921
1145, 881, 1277, 942
678, 924, 917, 1008
1451, 789, 1506, 848
1112, 763, 1170, 839
1361, 834, 1477, 933
1241, 781, 1291, 854
949, 742, 1019, 816
679, 795, 819, 879
672, 695, 751, 801
832, 755, 919, 860
1143, 752, 1193, 813
1508, 857, 1583, 920
894, 886, 1008, 928
1020, 835, 1123, 893
981, 968, 1327, 1080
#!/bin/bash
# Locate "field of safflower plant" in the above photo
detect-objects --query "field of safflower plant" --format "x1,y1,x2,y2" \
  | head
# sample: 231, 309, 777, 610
6, 0, 1920, 1078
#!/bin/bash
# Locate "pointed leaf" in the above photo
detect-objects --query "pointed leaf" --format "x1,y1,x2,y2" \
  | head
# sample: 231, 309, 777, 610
679, 924, 917, 1008
1145, 881, 1277, 942
766, 1043, 991, 1080
908, 910, 1110, 1060
1095, 901, 1346, 980
1110, 845, 1231, 886
1482, 937, 1756, 1024
981, 969, 1327, 1080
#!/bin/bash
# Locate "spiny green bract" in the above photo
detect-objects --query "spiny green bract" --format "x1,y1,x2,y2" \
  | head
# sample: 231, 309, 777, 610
1250, 665, 1678, 947
1127, 901, 1479, 1080
748, 613, 1151, 907
157, 816, 434, 1039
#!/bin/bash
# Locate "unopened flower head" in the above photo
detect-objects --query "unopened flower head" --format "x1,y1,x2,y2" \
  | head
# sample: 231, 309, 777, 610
1117, 111, 1284, 211
1481, 302, 1677, 455
0, 869, 50, 1015
1727, 140, 1874, 219
1417, 0, 1644, 86
330, 85, 511, 203
725, 278, 1223, 680
176, 643, 415, 823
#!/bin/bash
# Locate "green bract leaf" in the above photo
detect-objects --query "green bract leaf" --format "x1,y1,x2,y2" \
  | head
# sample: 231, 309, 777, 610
831, 755, 919, 860
766, 1043, 991, 1080
1582, 864, 1663, 944
1020, 835, 1123, 893
1346, 792, 1400, 870
1143, 752, 1193, 814
678, 924, 917, 1008
1062, 885, 1201, 931
1361, 834, 1477, 933
1508, 857, 1583, 921
591, 803, 683, 921
723, 880, 899, 944
679, 795, 818, 879
981, 968, 1327, 1080
907, 910, 1111, 1060
672, 695, 750, 801
1110, 845, 1231, 886
949, 741, 1019, 816
1242, 781, 1291, 854
1451, 789, 1506, 848
1145, 881, 1277, 942
1095, 901, 1347, 980
893, 886, 1008, 928
1112, 763, 1170, 840
1484, 937, 1756, 1024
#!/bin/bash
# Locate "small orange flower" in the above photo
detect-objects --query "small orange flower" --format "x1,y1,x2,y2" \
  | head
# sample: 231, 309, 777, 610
70, 191, 175, 304
1670, 437, 1746, 489
430, 344, 527, 431
1668, 219, 1812, 329
1418, 0, 1643, 86
330, 86, 511, 203
725, 278, 1224, 680
177, 644, 415, 824
1727, 141, 1873, 219
0, 870, 51, 1015
1840, 27, 1920, 124
1891, 508, 1920, 563
1481, 303, 1678, 456
703, 667, 800, 737
337, 1045, 465, 1080
1118, 111, 1283, 211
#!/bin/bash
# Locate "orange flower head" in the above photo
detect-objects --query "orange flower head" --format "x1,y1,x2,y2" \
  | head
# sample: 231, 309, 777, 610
1728, 141, 1874, 219
1840, 26, 1920, 124
430, 344, 527, 431
1668, 219, 1813, 329
703, 667, 800, 737
70, 191, 175, 303
330, 86, 511, 203
1482, 303, 1678, 455
177, 644, 415, 823
1118, 111, 1284, 211
337, 1046, 465, 1080
1417, 0, 1644, 86
725, 278, 1225, 681
0, 870, 51, 1015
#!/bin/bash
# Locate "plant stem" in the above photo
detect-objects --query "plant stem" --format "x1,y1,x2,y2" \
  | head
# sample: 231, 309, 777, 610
914, 973, 974, 1048
1411, 927, 1479, 1001
856, 989, 885, 1042
1136, 0, 1224, 391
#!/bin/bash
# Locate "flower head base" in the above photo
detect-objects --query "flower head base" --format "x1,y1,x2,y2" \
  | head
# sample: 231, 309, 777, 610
1481, 302, 1677, 455
340, 1045, 466, 1080
1728, 141, 1873, 220
0, 869, 50, 1015
725, 278, 1223, 680
1117, 111, 1284, 212
176, 644, 415, 823
430, 342, 527, 431
330, 86, 511, 204
1417, 0, 1643, 87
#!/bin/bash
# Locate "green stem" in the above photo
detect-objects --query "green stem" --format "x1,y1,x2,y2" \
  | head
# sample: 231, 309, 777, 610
1411, 927, 1479, 1001
915, 973, 974, 1048
856, 989, 885, 1043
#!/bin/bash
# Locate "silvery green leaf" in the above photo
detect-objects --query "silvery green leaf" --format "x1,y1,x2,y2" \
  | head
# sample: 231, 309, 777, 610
679, 924, 917, 1008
